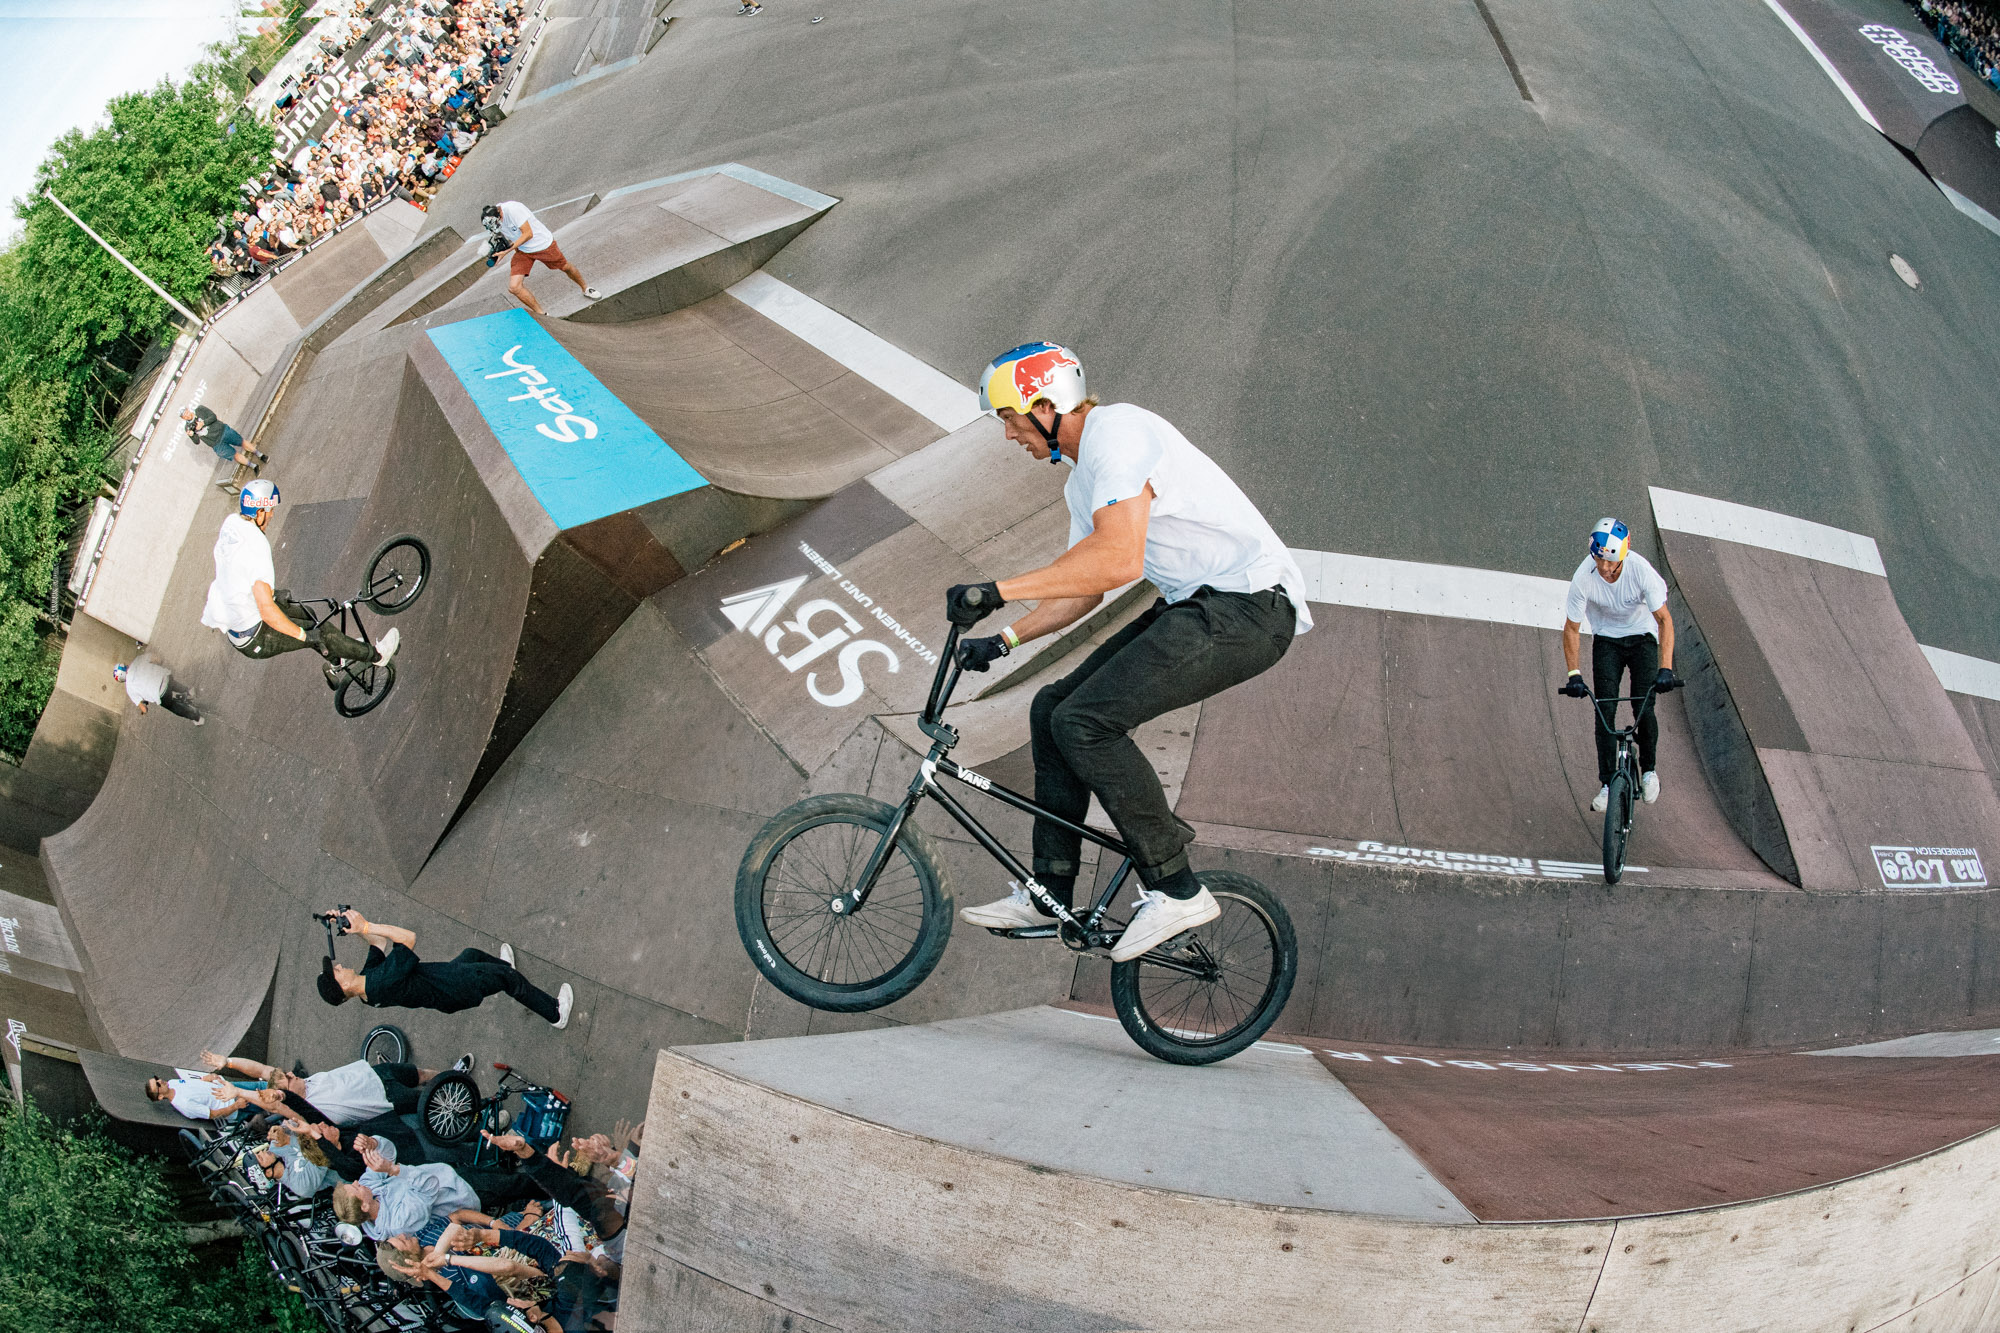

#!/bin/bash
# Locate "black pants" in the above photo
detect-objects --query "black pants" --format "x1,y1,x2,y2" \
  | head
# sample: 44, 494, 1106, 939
1030, 588, 1296, 889
441, 948, 562, 1024
1591, 632, 1660, 784
157, 676, 203, 722
232, 594, 375, 665
549, 1261, 605, 1332
461, 1152, 593, 1216
370, 1062, 424, 1115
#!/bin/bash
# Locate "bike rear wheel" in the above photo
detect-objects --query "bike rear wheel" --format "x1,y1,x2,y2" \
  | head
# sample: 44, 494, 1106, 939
736, 793, 952, 1013
362, 535, 429, 614
1602, 769, 1634, 884
333, 660, 396, 717
417, 1071, 480, 1144
1110, 870, 1297, 1066
359, 1023, 410, 1066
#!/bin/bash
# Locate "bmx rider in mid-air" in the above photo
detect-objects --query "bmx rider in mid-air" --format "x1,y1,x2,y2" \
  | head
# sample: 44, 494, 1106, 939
946, 342, 1312, 963
200, 480, 399, 673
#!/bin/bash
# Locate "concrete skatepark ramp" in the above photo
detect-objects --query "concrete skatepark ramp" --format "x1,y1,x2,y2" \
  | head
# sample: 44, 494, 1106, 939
619, 1006, 2000, 1332
24, 0, 2000, 1313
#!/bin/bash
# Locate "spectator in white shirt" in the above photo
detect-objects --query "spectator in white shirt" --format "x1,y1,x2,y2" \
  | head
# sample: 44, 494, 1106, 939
112, 658, 202, 724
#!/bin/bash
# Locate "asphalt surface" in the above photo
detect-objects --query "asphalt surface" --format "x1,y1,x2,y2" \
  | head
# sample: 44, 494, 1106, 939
432, 0, 2000, 661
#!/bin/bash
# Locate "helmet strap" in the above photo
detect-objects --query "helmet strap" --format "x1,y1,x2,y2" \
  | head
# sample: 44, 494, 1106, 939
1030, 410, 1065, 464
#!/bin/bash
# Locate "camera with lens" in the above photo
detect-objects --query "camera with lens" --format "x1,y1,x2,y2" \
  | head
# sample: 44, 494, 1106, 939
312, 905, 355, 936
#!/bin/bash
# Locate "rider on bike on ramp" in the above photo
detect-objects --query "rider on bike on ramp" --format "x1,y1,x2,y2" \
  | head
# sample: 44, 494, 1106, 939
946, 342, 1312, 963
1558, 517, 1680, 810
201, 480, 400, 672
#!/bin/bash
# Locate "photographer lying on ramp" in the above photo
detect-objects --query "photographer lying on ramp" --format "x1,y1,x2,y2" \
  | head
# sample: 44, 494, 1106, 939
317, 908, 573, 1029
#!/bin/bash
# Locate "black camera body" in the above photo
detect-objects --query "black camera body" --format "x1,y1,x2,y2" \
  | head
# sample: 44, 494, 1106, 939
312, 905, 355, 936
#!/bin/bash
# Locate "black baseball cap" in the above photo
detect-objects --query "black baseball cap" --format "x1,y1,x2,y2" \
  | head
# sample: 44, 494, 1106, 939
318, 956, 350, 1006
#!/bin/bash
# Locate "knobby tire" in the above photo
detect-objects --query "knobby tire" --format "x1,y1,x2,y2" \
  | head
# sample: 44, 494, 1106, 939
1110, 870, 1297, 1065
736, 793, 953, 1013
1602, 769, 1633, 884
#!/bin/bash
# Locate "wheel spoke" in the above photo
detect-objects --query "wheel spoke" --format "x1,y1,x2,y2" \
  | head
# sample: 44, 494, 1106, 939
759, 816, 930, 989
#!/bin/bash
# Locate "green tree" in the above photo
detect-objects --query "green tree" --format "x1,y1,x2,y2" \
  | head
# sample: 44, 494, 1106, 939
0, 70, 273, 754
10, 77, 274, 425
0, 1096, 314, 1333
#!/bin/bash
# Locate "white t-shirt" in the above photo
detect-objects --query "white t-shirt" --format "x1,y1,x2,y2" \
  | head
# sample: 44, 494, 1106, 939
200, 513, 277, 639
1066, 404, 1312, 634
497, 200, 551, 253
1564, 552, 1668, 639
123, 660, 170, 706
301, 1059, 394, 1125
168, 1077, 235, 1121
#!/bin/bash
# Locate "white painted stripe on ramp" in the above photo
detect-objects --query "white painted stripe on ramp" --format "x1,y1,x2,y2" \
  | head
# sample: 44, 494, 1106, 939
1287, 549, 1568, 630
1649, 486, 1886, 575
1759, 0, 1886, 133
1923, 646, 2000, 702
726, 272, 981, 432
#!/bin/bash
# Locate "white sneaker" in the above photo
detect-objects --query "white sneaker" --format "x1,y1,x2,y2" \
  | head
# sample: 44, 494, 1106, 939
451, 1053, 474, 1073
1641, 771, 1660, 804
554, 982, 574, 1029
583, 285, 603, 300
374, 627, 401, 666
959, 882, 1056, 929
1110, 887, 1221, 963
1591, 786, 1609, 812
498, 942, 514, 967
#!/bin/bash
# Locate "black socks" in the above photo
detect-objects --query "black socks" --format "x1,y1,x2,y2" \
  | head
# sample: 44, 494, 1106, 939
1034, 873, 1075, 916
1149, 866, 1202, 901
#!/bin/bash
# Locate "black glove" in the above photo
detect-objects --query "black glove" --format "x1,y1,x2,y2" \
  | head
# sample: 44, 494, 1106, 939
955, 635, 1009, 673
1652, 667, 1682, 693
945, 582, 1004, 628
1559, 672, 1590, 698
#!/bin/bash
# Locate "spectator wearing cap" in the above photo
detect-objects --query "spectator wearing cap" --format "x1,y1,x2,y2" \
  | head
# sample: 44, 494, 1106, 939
114, 657, 202, 724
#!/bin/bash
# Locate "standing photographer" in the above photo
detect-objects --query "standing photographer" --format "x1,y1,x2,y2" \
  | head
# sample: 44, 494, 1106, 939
317, 908, 573, 1029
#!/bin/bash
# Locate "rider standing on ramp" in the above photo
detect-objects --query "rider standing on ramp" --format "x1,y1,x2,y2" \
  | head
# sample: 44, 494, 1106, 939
947, 342, 1311, 963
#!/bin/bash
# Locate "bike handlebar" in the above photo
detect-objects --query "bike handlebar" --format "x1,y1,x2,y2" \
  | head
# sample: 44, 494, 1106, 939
1564, 681, 1664, 740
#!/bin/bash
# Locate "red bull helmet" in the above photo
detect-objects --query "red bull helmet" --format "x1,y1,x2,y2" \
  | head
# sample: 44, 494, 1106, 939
978, 342, 1088, 416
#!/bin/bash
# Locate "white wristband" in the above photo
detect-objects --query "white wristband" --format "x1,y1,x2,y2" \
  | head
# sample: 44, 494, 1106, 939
1001, 626, 1020, 651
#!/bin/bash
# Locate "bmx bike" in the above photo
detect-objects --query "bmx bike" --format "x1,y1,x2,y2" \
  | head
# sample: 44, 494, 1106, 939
416, 1061, 570, 1166
735, 621, 1298, 1066
288, 534, 430, 718
1566, 680, 1667, 884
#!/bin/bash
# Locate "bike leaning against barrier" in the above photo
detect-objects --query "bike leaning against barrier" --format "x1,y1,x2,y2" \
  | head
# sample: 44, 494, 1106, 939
736, 343, 1309, 1064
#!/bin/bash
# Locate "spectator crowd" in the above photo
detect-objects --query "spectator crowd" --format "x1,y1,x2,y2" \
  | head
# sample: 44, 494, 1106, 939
1908, 0, 2000, 93
210, 0, 531, 294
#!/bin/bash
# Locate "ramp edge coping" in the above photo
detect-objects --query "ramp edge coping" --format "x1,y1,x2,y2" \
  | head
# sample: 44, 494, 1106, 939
1649, 485, 1886, 575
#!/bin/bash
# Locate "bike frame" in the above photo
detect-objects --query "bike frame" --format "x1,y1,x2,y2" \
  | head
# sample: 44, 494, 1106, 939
286, 591, 378, 663
834, 624, 1213, 977
1583, 683, 1662, 781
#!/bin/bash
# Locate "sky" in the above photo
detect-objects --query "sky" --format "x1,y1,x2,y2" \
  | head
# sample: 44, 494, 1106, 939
0, 0, 244, 245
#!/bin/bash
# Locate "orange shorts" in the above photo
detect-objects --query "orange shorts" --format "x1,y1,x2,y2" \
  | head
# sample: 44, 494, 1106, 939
509, 239, 568, 276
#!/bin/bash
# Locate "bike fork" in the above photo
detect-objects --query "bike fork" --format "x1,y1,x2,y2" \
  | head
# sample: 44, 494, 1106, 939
837, 762, 930, 914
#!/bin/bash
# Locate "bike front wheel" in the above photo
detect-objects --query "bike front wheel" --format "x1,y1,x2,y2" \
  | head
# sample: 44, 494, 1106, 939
1602, 769, 1634, 884
333, 660, 396, 717
736, 793, 952, 1013
1110, 870, 1298, 1066
362, 534, 430, 614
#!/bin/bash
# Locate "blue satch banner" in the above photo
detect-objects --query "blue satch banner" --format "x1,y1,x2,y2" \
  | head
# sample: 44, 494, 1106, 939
427, 308, 706, 529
